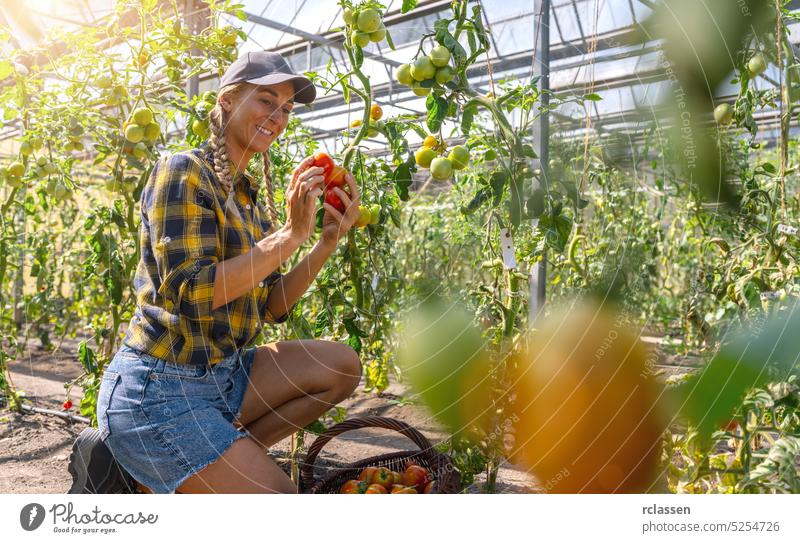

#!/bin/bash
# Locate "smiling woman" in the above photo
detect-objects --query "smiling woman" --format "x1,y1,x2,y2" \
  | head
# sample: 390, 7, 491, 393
68, 50, 364, 495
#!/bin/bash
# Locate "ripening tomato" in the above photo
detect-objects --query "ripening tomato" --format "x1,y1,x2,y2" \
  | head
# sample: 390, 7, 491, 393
327, 165, 348, 188
402, 465, 430, 493
354, 205, 372, 228
390, 485, 418, 494
358, 467, 377, 482
312, 152, 335, 180
370, 103, 383, 121
371, 467, 394, 489
340, 480, 368, 494
423, 481, 435, 494
365, 483, 388, 494
391, 470, 404, 486
510, 300, 667, 493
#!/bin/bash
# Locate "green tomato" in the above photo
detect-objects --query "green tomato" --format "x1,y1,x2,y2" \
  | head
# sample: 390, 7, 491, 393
125, 124, 145, 143
192, 118, 210, 139
53, 181, 69, 201
434, 66, 454, 85
484, 149, 497, 161
429, 45, 451, 67
430, 157, 453, 180
415, 147, 437, 168
144, 122, 161, 141
411, 57, 436, 81
96, 75, 112, 89
411, 81, 432, 96
714, 103, 733, 125
196, 100, 215, 116
8, 161, 25, 177
356, 9, 381, 33
368, 204, 381, 224
19, 141, 33, 156
351, 30, 370, 48
132, 107, 154, 126
748, 53, 767, 77
133, 142, 148, 159
343, 8, 355, 25
395, 64, 413, 85
369, 25, 386, 43
447, 145, 470, 170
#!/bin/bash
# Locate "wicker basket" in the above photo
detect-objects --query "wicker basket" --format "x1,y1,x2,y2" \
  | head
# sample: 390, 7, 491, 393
299, 416, 462, 494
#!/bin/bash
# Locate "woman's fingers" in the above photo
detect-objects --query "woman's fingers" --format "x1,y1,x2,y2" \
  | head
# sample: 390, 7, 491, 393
344, 171, 360, 201
332, 186, 359, 211
323, 203, 345, 222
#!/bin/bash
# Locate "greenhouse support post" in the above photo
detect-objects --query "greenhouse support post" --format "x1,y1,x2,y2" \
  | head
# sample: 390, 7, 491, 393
529, 0, 549, 322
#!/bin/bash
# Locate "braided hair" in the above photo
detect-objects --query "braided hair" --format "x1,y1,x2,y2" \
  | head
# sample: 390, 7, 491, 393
208, 82, 279, 229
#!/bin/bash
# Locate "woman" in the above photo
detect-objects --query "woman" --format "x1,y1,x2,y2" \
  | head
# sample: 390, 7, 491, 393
67, 51, 363, 494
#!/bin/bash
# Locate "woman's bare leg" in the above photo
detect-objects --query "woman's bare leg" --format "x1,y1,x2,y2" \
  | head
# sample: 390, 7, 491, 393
235, 339, 362, 448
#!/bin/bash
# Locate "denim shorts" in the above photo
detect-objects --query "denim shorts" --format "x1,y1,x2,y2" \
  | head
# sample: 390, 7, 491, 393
96, 343, 257, 494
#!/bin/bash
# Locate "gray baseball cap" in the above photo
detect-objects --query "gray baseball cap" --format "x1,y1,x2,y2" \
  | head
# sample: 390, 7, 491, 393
220, 51, 316, 104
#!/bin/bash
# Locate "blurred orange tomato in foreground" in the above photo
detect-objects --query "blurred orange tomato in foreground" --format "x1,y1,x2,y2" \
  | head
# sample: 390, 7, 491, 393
509, 300, 667, 493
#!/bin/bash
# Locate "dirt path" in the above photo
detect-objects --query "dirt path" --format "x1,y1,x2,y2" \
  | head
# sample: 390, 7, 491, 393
1, 339, 541, 494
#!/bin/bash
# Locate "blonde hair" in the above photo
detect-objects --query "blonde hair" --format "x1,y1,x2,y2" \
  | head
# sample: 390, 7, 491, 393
208, 82, 279, 227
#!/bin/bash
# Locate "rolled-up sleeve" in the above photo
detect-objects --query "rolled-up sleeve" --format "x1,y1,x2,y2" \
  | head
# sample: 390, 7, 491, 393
144, 153, 219, 322
255, 269, 295, 324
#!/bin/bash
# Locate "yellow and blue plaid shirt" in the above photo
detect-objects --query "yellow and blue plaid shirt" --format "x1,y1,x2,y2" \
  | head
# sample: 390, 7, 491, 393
123, 142, 292, 366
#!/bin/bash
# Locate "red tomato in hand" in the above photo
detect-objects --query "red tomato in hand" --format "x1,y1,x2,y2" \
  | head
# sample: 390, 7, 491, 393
325, 189, 347, 213
313, 152, 335, 180
327, 165, 348, 188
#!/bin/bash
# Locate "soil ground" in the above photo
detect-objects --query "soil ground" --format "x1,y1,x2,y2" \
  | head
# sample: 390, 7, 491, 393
1, 335, 574, 494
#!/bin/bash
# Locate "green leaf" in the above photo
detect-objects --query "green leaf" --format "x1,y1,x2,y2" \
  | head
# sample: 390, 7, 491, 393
425, 93, 448, 133
490, 170, 507, 206
78, 340, 97, 374
460, 187, 490, 215
584, 93, 602, 101
677, 301, 800, 438
461, 104, 476, 135
436, 27, 467, 66
761, 162, 777, 175
354, 46, 364, 69
401, 0, 418, 13
0, 60, 13, 80
344, 317, 365, 354
392, 162, 412, 201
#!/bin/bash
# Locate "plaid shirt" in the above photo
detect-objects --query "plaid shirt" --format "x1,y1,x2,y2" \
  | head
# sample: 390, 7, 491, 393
123, 142, 292, 366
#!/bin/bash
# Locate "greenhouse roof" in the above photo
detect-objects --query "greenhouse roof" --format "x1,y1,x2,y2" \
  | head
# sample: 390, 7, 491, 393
3, 0, 800, 151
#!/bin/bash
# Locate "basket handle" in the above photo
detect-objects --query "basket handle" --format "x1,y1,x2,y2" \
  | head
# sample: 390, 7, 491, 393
300, 416, 436, 491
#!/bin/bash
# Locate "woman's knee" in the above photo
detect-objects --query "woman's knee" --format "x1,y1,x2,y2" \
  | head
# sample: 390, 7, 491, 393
320, 340, 361, 392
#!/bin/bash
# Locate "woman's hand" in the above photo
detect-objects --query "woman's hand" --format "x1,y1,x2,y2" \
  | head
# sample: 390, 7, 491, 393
283, 156, 325, 244
321, 171, 361, 247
